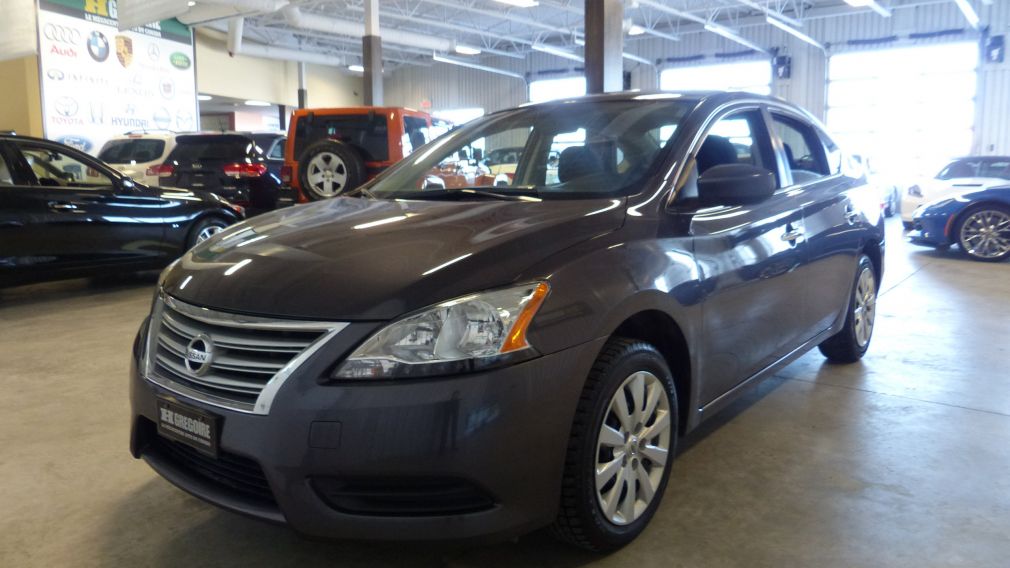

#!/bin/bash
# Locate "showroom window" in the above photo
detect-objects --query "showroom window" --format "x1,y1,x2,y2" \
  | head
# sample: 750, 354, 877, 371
529, 76, 587, 103
826, 42, 979, 178
660, 60, 772, 95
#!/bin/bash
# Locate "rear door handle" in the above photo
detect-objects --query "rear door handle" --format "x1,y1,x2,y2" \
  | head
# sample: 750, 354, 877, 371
48, 201, 77, 211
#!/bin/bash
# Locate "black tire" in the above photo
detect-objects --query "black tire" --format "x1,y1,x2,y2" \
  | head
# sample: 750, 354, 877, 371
818, 254, 877, 363
186, 216, 229, 250
883, 188, 897, 217
550, 337, 679, 552
953, 204, 1010, 262
297, 140, 366, 201
902, 221, 914, 231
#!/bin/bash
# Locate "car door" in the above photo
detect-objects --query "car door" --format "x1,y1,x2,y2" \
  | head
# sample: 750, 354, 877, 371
10, 139, 169, 268
686, 107, 810, 406
767, 108, 865, 335
0, 142, 67, 282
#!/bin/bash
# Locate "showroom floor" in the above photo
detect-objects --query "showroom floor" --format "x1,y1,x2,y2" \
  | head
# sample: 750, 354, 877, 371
2, 218, 1008, 567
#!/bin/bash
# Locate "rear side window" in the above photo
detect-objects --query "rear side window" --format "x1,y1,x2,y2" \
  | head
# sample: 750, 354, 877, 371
98, 139, 166, 164
168, 137, 254, 163
770, 113, 829, 184
0, 151, 13, 185
402, 116, 429, 156
293, 114, 389, 162
979, 161, 1010, 180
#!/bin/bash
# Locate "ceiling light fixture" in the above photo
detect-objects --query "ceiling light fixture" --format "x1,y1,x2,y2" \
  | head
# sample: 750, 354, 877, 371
197, 94, 212, 101
244, 100, 271, 107
842, 0, 892, 17
952, 0, 980, 28
704, 23, 768, 54
494, 0, 539, 7
531, 43, 584, 62
348, 64, 365, 72
187, 1, 196, 6
432, 54, 524, 79
628, 24, 646, 36
765, 15, 825, 50
454, 45, 482, 55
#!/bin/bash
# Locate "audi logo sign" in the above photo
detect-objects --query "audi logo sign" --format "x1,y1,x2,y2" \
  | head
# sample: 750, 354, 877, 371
44, 23, 82, 44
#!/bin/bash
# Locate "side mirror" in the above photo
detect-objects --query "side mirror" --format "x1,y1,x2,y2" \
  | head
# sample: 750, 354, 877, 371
697, 164, 776, 207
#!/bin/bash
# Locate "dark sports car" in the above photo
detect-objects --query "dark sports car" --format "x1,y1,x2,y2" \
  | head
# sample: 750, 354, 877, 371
909, 185, 1010, 262
0, 134, 245, 288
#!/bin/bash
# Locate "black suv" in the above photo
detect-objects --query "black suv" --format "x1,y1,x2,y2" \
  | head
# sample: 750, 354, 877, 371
152, 133, 281, 216
0, 134, 243, 288
130, 92, 884, 551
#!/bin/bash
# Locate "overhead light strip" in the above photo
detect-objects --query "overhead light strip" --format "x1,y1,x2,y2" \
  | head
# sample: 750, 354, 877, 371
765, 16, 825, 51
531, 43, 584, 62
952, 0, 980, 28
703, 23, 768, 54
432, 53, 525, 79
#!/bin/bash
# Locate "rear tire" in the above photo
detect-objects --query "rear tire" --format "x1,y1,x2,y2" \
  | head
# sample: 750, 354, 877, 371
297, 140, 366, 200
818, 254, 877, 363
954, 204, 1010, 262
550, 337, 678, 552
186, 217, 229, 250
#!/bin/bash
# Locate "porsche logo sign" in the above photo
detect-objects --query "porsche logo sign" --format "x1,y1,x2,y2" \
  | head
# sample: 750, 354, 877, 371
115, 35, 133, 68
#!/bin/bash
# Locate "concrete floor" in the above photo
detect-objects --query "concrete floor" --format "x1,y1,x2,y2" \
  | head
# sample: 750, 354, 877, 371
2, 218, 1009, 567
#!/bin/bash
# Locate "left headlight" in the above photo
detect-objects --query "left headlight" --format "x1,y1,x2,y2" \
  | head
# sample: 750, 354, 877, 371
332, 282, 550, 379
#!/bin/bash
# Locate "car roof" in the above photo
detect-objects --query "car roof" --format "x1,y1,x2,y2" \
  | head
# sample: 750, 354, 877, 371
507, 90, 789, 111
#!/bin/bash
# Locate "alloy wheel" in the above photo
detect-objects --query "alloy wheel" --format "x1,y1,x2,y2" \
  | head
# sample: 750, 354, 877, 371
196, 225, 224, 243
853, 266, 876, 348
595, 371, 671, 526
306, 152, 349, 198
959, 209, 1010, 260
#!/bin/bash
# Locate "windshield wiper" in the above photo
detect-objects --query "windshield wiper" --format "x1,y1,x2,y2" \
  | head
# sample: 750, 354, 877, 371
347, 185, 377, 199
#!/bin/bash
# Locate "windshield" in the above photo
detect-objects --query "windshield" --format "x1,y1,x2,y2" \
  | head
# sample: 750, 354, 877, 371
98, 139, 166, 164
367, 99, 693, 200
936, 158, 1010, 181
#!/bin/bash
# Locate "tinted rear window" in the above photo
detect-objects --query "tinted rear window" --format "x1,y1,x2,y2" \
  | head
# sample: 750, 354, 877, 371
98, 139, 166, 164
293, 114, 389, 162
168, 136, 254, 163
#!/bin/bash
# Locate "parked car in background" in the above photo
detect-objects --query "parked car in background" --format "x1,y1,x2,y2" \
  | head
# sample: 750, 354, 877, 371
281, 107, 451, 201
98, 130, 179, 187
249, 132, 286, 179
909, 185, 1010, 262
852, 154, 900, 218
149, 133, 281, 216
900, 156, 1010, 228
0, 134, 243, 288
130, 91, 884, 552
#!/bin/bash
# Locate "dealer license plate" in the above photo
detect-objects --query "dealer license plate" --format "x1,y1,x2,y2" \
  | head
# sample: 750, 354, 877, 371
156, 399, 220, 457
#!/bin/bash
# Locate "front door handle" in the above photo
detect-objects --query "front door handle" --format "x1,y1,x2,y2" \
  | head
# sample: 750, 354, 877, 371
844, 205, 860, 225
781, 228, 804, 243
48, 201, 78, 211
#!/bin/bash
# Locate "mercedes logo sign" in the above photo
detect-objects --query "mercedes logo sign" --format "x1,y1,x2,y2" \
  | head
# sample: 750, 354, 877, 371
184, 334, 215, 376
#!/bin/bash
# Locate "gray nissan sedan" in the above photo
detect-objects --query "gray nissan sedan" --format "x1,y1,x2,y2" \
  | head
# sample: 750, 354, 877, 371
130, 91, 884, 551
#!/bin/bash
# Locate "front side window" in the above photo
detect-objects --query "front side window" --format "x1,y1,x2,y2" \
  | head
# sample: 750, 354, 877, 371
771, 114, 829, 185
0, 151, 13, 185
17, 144, 114, 189
696, 111, 765, 175
402, 116, 430, 156
367, 100, 694, 199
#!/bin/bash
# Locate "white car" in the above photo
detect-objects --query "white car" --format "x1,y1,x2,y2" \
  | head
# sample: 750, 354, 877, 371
900, 156, 1010, 227
96, 131, 179, 187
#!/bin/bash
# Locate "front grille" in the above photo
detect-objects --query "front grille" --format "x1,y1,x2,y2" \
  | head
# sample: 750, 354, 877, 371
145, 423, 276, 504
146, 294, 344, 413
311, 477, 496, 517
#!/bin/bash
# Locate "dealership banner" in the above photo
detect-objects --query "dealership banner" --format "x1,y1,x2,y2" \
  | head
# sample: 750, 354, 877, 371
37, 0, 197, 155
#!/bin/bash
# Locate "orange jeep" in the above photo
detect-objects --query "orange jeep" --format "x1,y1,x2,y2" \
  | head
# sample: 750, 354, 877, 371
282, 107, 452, 202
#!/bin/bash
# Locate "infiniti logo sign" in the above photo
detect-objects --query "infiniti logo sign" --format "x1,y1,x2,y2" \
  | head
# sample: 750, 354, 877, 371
184, 334, 215, 376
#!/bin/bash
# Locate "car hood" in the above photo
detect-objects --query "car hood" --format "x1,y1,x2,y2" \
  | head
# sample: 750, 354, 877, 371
161, 196, 626, 320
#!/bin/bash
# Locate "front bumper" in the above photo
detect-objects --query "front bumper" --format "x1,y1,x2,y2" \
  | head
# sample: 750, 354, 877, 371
907, 211, 953, 248
130, 334, 605, 542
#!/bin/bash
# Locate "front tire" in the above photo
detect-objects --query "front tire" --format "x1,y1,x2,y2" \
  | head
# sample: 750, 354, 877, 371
818, 254, 877, 363
551, 338, 678, 552
955, 204, 1010, 262
186, 217, 229, 250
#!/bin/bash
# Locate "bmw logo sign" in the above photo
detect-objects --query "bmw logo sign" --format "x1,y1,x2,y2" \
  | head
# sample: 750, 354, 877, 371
88, 31, 109, 62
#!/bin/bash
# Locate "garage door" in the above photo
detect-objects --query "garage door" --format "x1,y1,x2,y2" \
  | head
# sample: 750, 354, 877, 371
826, 42, 979, 176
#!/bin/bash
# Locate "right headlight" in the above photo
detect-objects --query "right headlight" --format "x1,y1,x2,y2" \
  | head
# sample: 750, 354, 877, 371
332, 282, 550, 380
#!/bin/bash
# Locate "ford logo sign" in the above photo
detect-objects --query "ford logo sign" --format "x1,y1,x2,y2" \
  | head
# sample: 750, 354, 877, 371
56, 136, 92, 152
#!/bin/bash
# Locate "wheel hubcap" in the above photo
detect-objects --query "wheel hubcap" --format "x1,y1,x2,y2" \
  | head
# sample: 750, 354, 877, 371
853, 266, 876, 348
196, 225, 223, 243
960, 210, 1010, 259
595, 371, 671, 526
306, 152, 349, 197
